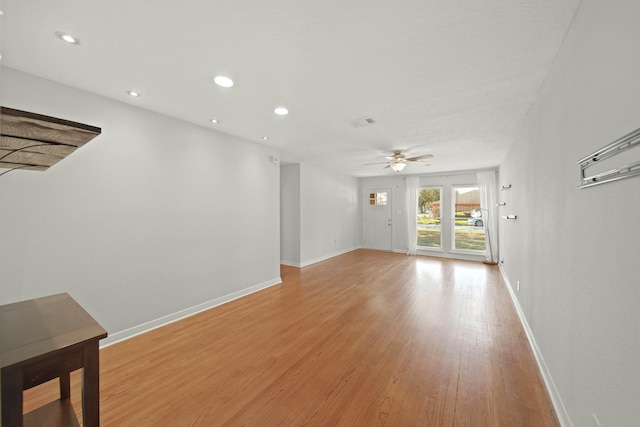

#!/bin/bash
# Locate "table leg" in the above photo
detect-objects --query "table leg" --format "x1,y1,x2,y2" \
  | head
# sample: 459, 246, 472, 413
60, 371, 71, 399
82, 343, 101, 427
2, 367, 24, 427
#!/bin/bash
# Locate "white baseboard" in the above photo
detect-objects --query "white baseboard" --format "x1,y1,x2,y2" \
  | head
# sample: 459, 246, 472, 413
499, 267, 573, 427
283, 247, 360, 268
300, 246, 360, 267
280, 260, 299, 267
100, 276, 282, 348
413, 249, 484, 262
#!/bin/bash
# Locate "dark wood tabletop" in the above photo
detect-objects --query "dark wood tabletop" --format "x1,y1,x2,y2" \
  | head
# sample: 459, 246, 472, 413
0, 293, 107, 368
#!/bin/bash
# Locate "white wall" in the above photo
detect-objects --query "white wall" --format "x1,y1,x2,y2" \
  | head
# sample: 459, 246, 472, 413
360, 172, 489, 260
498, 1, 640, 425
280, 164, 300, 265
298, 163, 360, 266
0, 68, 281, 344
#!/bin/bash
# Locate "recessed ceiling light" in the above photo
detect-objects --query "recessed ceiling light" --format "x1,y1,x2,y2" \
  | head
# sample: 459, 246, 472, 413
210, 119, 220, 124
261, 136, 269, 140
56, 32, 79, 45
126, 90, 141, 97
274, 107, 289, 116
214, 76, 234, 88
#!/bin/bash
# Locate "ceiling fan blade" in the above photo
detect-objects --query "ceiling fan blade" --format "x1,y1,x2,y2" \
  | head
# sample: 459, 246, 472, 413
405, 154, 433, 161
383, 164, 390, 169
363, 161, 390, 166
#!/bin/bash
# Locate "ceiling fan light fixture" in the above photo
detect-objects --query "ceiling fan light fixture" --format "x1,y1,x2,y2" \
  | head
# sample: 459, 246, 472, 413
214, 75, 234, 88
390, 162, 406, 172
56, 32, 79, 45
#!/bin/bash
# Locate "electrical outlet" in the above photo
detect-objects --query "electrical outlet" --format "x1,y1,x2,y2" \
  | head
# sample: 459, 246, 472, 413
516, 281, 520, 292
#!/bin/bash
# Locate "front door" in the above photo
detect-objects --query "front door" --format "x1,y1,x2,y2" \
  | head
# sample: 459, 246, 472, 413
364, 188, 392, 251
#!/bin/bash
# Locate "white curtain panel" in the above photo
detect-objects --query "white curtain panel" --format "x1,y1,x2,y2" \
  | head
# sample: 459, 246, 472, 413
405, 176, 419, 255
477, 171, 498, 263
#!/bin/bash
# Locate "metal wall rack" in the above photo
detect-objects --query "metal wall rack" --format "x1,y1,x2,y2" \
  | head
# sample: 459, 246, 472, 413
577, 126, 640, 189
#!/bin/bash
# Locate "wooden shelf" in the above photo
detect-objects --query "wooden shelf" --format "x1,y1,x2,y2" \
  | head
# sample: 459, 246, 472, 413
0, 107, 101, 172
23, 399, 80, 427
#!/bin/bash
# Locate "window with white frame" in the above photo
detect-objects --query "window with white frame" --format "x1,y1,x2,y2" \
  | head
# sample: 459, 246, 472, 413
417, 187, 442, 248
452, 186, 486, 252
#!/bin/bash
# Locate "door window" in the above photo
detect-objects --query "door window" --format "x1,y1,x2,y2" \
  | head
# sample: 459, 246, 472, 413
369, 192, 388, 205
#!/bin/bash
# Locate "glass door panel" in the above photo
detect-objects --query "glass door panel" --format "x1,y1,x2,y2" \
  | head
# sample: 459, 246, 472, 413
417, 187, 442, 248
453, 186, 486, 251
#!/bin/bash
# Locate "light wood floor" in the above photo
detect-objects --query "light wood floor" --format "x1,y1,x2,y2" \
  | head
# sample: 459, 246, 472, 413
24, 250, 558, 426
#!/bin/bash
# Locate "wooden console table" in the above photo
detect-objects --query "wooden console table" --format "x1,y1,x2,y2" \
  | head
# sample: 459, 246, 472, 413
1, 293, 107, 426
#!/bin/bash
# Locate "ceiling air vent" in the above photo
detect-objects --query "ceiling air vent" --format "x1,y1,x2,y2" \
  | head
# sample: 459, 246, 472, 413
351, 116, 375, 128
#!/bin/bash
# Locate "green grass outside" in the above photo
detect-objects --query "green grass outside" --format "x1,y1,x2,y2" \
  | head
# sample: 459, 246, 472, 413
417, 217, 440, 225
417, 228, 486, 251
417, 229, 441, 247
454, 229, 486, 250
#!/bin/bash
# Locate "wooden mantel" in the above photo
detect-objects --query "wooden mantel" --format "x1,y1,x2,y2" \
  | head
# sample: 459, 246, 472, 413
0, 107, 101, 173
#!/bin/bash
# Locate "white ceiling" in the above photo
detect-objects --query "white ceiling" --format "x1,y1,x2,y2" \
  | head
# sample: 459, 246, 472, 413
1, 0, 580, 177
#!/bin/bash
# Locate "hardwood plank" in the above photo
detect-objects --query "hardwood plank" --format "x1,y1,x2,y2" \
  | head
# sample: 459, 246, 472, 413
0, 136, 77, 156
0, 148, 68, 169
23, 250, 559, 426
0, 161, 47, 171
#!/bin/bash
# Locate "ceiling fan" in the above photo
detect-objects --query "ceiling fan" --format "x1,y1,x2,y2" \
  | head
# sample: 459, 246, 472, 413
364, 151, 433, 172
